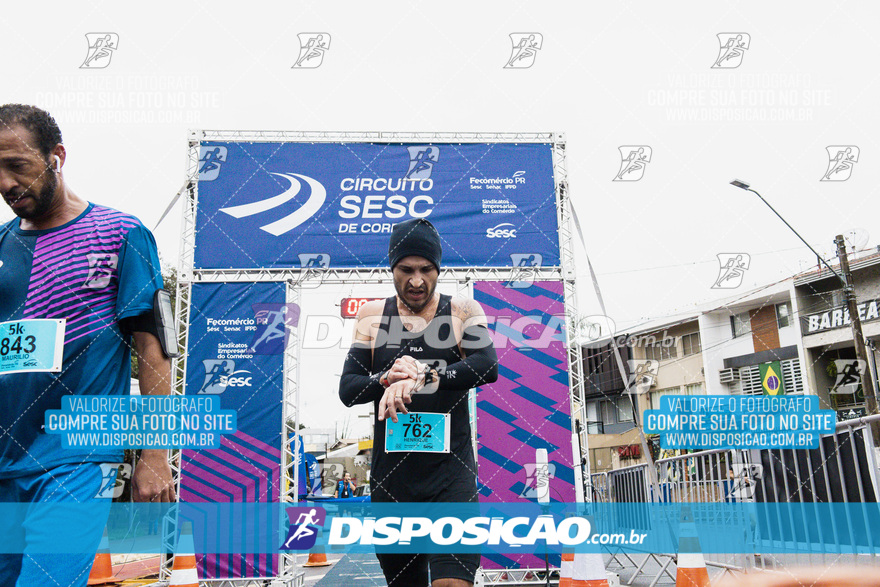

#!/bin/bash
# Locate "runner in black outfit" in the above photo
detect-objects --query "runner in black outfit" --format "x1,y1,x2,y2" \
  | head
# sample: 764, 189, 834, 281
339, 218, 498, 587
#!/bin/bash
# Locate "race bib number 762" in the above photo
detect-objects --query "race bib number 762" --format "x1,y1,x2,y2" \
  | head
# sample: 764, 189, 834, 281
385, 412, 450, 453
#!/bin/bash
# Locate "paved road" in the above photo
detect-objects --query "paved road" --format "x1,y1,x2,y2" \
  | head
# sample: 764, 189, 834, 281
301, 552, 387, 587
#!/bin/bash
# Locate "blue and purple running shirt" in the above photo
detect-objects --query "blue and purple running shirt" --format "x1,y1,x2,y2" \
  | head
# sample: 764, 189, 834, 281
0, 203, 163, 477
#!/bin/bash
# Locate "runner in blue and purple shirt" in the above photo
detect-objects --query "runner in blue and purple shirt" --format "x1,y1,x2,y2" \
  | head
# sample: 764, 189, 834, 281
0, 104, 177, 587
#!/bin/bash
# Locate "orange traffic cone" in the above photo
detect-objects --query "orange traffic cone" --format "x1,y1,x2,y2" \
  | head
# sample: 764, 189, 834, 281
303, 548, 332, 567
87, 527, 115, 585
676, 507, 709, 587
571, 551, 609, 587
559, 552, 575, 587
302, 525, 332, 567
169, 522, 200, 587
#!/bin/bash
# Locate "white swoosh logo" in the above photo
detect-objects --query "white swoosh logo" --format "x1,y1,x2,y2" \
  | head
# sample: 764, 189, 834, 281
219, 172, 327, 236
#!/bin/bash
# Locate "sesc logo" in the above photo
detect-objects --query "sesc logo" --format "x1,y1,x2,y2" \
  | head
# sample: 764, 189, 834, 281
487, 223, 517, 238
198, 360, 253, 394
220, 172, 327, 236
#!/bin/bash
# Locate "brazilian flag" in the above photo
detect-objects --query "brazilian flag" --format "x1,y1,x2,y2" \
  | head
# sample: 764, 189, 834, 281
760, 361, 785, 396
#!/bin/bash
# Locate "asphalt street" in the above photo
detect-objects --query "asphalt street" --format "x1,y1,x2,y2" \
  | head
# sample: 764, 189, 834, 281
301, 552, 387, 587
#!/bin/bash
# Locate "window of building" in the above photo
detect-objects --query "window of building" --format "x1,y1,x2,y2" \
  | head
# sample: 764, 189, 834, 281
682, 332, 702, 356
684, 382, 704, 395
730, 311, 752, 338
601, 400, 616, 424
617, 396, 634, 422
585, 401, 603, 433
776, 302, 792, 329
736, 365, 762, 395
831, 387, 863, 409
645, 339, 677, 361
649, 386, 682, 409
781, 359, 804, 394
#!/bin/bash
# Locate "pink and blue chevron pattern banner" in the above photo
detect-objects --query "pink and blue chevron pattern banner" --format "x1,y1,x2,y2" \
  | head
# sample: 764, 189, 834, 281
181, 282, 286, 578
474, 280, 576, 570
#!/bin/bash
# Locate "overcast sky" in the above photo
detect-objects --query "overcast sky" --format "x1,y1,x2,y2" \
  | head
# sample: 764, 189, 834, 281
4, 1, 878, 435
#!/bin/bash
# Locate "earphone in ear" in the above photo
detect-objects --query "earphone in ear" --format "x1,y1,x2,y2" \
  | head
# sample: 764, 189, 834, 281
53, 155, 61, 172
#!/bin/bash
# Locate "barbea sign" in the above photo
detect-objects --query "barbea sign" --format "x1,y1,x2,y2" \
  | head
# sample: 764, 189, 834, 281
805, 299, 880, 333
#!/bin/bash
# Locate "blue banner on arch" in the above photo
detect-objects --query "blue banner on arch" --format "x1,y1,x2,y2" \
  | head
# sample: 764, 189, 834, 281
193, 142, 560, 269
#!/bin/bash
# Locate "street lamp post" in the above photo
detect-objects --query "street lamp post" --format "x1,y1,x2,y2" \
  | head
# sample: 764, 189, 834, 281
729, 180, 879, 436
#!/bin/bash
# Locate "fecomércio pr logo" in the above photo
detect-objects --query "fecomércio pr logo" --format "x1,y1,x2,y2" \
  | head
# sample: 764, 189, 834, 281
281, 506, 326, 550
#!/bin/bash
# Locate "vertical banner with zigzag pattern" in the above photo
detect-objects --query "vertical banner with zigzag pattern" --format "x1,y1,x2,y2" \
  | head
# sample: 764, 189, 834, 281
475, 280, 576, 570
182, 282, 287, 579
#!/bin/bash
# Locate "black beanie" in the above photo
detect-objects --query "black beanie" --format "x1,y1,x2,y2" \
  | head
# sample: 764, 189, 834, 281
388, 218, 442, 271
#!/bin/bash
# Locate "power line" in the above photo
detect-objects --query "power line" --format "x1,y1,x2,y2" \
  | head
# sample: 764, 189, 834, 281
592, 246, 821, 276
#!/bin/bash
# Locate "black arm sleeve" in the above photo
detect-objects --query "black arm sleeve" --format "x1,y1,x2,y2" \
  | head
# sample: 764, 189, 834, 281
437, 324, 499, 394
339, 342, 385, 407
119, 310, 158, 336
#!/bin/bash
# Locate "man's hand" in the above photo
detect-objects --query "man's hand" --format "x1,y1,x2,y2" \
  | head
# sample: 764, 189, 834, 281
385, 355, 421, 385
378, 380, 416, 423
132, 450, 176, 502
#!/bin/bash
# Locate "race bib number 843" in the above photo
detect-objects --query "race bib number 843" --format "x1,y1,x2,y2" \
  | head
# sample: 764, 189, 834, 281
0, 319, 65, 375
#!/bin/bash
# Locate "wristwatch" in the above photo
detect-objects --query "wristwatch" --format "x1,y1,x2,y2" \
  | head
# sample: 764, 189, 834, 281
380, 370, 391, 388
423, 365, 435, 385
